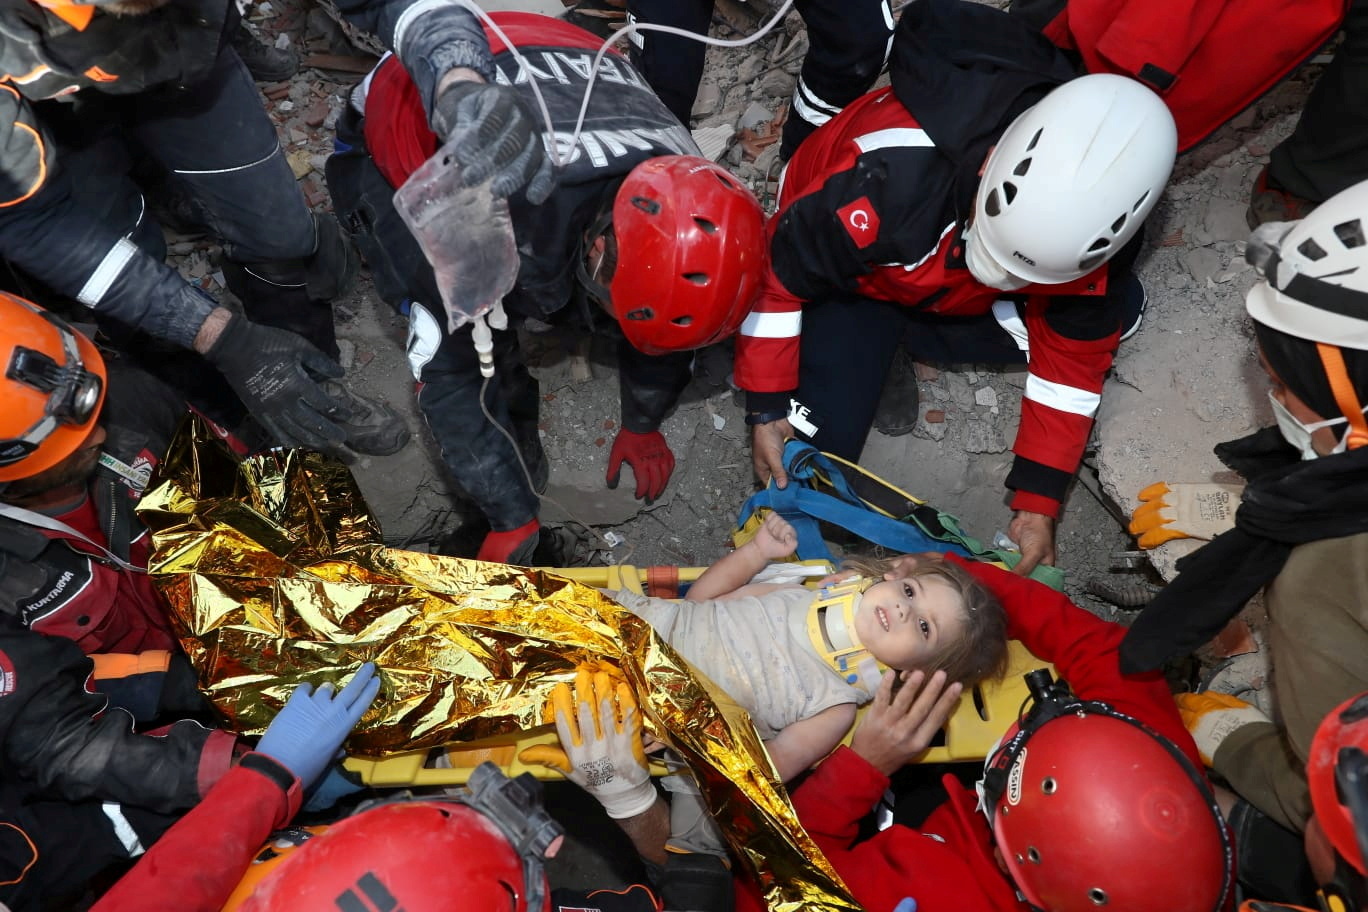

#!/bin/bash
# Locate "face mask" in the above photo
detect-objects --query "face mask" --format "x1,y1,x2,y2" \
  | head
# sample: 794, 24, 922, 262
1268, 390, 1350, 460
963, 224, 1030, 291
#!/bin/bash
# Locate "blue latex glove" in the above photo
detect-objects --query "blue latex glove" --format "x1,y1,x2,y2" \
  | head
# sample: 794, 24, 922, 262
256, 663, 380, 790
894, 900, 917, 912
302, 763, 366, 813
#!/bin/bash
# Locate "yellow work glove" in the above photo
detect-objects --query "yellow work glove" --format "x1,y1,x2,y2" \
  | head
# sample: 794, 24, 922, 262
1129, 482, 1245, 549
1175, 691, 1273, 766
519, 668, 655, 819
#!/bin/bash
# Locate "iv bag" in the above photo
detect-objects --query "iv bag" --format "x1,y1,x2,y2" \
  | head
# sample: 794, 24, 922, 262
392, 137, 520, 333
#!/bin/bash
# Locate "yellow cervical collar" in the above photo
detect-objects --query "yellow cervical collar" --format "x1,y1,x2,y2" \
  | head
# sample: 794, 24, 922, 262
807, 577, 886, 692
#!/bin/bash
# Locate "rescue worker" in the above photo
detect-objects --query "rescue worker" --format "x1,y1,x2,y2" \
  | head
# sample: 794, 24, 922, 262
1119, 180, 1368, 876
1246, 0, 1368, 227
0, 293, 192, 657
555, 552, 1234, 912
94, 757, 659, 912
0, 0, 551, 458
625, 0, 895, 160
737, 0, 1177, 575
327, 12, 766, 565
0, 663, 379, 911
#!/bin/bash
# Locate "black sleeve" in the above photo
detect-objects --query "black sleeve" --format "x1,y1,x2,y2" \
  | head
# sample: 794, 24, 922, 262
0, 628, 212, 814
770, 146, 949, 303
617, 339, 693, 433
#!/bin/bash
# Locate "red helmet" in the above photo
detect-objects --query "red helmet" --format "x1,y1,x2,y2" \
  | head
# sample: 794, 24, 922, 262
983, 675, 1233, 912
606, 155, 766, 355
237, 765, 562, 912
0, 292, 106, 483
1308, 692, 1368, 876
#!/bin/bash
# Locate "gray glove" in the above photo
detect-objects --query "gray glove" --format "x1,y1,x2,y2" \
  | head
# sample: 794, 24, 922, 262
431, 80, 554, 205
203, 313, 348, 453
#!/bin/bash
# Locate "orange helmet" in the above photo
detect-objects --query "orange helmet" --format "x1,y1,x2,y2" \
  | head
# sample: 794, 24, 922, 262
596, 155, 766, 356
0, 293, 106, 483
236, 764, 562, 912
981, 672, 1234, 912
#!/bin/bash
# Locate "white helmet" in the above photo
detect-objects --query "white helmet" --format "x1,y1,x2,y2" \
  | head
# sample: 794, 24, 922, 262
971, 74, 1178, 285
1245, 180, 1368, 351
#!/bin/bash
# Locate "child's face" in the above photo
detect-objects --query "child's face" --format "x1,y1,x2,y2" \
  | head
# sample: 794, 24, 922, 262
853, 575, 966, 670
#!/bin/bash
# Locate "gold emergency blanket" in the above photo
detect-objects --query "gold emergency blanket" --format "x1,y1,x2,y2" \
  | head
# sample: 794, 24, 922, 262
138, 418, 860, 912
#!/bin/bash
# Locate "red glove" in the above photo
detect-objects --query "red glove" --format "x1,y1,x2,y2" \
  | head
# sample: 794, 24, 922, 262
606, 429, 675, 504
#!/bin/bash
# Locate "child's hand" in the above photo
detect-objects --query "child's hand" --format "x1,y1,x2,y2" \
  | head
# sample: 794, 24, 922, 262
752, 513, 798, 560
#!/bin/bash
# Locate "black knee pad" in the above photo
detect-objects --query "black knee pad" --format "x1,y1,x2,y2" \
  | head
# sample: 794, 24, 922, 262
659, 851, 734, 912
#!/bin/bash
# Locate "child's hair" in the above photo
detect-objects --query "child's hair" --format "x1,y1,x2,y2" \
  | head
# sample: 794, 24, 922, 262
841, 554, 1009, 687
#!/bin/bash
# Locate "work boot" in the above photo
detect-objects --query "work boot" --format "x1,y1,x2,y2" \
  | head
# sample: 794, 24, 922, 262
231, 23, 300, 84
1247, 165, 1318, 229
507, 524, 604, 568
1117, 272, 1149, 342
872, 349, 921, 437
321, 381, 412, 456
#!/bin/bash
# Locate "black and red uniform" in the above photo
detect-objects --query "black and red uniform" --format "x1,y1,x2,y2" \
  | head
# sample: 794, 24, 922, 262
734, 555, 1210, 912
328, 13, 699, 540
736, 0, 1142, 519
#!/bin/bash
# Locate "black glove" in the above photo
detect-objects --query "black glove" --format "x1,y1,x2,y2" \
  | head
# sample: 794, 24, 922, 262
0, 524, 49, 616
203, 313, 349, 453
431, 79, 554, 204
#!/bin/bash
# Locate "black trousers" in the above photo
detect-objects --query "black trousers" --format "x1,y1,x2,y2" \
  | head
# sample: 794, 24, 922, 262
792, 237, 1143, 461
626, 0, 894, 158
1269, 0, 1368, 202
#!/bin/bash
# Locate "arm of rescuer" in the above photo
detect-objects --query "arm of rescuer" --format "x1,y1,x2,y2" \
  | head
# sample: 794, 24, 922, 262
0, 624, 237, 814
89, 754, 302, 912
944, 552, 1201, 766
1002, 292, 1123, 574
91, 664, 380, 912
733, 125, 948, 489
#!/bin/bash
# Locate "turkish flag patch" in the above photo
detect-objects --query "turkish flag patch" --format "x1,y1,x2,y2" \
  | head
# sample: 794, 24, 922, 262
836, 196, 880, 249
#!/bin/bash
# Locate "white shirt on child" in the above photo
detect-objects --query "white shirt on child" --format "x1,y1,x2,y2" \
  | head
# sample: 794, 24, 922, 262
610, 586, 867, 740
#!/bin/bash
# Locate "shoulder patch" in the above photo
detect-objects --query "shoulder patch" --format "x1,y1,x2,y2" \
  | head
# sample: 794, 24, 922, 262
836, 196, 880, 249
0, 650, 16, 697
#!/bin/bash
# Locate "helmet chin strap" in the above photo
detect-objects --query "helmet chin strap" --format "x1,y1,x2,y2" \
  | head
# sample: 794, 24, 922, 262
1318, 343, 1368, 451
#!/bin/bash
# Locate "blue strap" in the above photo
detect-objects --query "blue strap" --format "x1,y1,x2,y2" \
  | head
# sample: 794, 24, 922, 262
738, 483, 971, 564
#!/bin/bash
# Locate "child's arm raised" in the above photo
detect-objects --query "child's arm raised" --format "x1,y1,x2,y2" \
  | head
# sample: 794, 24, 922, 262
687, 513, 798, 601
764, 702, 858, 782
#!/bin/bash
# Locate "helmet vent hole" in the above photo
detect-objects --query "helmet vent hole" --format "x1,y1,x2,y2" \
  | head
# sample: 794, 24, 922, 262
1012, 158, 1032, 177
671, 316, 694, 327
1027, 847, 1041, 864
1089, 888, 1109, 906
1131, 190, 1151, 213
1040, 777, 1057, 795
1026, 128, 1043, 152
682, 272, 709, 286
1110, 214, 1127, 234
985, 189, 1002, 217
1334, 219, 1366, 249
1298, 238, 1328, 261
1002, 182, 1018, 206
626, 307, 654, 321
631, 196, 662, 215
1088, 238, 1110, 253
694, 217, 719, 235
1078, 252, 1106, 273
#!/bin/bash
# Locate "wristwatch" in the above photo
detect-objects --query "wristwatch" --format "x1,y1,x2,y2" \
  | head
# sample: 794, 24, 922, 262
744, 410, 790, 426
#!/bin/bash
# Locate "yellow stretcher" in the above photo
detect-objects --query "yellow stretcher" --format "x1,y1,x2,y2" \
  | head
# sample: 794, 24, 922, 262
343, 564, 1054, 786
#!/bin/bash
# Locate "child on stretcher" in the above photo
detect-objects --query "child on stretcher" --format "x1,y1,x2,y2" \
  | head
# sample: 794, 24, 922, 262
609, 512, 1009, 782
